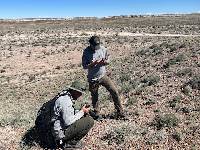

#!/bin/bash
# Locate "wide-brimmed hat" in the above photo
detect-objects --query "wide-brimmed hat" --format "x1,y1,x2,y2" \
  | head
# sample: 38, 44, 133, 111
89, 36, 100, 50
68, 81, 86, 94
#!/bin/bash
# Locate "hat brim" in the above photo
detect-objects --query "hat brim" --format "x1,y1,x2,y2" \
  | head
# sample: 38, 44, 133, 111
68, 87, 84, 95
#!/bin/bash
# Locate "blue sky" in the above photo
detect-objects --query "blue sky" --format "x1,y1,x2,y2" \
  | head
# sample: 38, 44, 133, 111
0, 0, 200, 19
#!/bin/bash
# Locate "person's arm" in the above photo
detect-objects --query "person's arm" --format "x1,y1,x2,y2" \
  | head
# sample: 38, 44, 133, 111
82, 51, 99, 69
99, 49, 110, 66
60, 97, 90, 126
82, 50, 95, 69
87, 60, 99, 68
60, 97, 84, 126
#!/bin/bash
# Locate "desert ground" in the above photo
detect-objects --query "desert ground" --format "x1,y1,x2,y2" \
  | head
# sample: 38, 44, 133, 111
0, 14, 200, 149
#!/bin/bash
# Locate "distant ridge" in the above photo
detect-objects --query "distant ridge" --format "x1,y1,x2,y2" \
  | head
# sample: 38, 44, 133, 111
0, 13, 199, 21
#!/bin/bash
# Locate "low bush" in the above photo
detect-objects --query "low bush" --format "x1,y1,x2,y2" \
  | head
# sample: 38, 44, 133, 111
188, 76, 200, 90
164, 54, 186, 68
141, 75, 160, 86
169, 95, 182, 108
176, 68, 193, 77
126, 96, 138, 106
101, 126, 129, 145
152, 114, 179, 130
172, 131, 182, 142
144, 99, 156, 105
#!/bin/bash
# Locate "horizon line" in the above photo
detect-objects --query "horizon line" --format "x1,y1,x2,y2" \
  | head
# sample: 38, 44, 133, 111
0, 12, 200, 20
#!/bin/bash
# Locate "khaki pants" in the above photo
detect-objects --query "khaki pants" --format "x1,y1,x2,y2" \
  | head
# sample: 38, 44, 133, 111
89, 75, 123, 114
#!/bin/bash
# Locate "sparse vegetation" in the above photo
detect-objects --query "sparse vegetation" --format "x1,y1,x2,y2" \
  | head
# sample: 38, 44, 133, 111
152, 114, 179, 130
169, 95, 182, 108
172, 131, 182, 142
141, 75, 160, 86
176, 68, 193, 77
101, 126, 127, 145
126, 96, 138, 106
164, 53, 186, 68
188, 76, 200, 90
0, 14, 200, 149
144, 99, 156, 105
146, 130, 167, 145
182, 85, 192, 95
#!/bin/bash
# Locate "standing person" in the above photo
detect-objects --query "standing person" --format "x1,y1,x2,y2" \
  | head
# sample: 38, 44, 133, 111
51, 81, 94, 149
82, 36, 125, 120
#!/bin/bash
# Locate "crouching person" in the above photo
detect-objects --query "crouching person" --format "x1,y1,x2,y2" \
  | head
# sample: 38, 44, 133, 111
51, 81, 94, 149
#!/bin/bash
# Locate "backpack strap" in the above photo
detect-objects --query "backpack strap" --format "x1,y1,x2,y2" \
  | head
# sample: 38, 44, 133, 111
50, 89, 71, 123
57, 89, 70, 97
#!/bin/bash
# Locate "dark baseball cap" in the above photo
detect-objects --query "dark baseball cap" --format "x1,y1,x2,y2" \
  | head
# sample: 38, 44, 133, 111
89, 36, 100, 50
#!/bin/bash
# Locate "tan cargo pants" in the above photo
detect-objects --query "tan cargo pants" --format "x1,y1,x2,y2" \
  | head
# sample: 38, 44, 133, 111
89, 75, 123, 114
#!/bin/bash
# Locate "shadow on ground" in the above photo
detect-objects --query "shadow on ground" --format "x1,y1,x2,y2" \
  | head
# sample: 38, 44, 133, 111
20, 127, 56, 149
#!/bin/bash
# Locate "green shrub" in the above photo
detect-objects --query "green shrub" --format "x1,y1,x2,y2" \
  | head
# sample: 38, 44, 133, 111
172, 131, 182, 142
176, 68, 193, 77
119, 74, 131, 83
141, 75, 160, 86
181, 107, 191, 113
164, 54, 186, 68
101, 126, 129, 145
151, 48, 163, 56
160, 42, 169, 48
126, 96, 138, 106
169, 44, 178, 52
146, 130, 166, 145
149, 44, 163, 56
121, 83, 132, 93
129, 80, 140, 89
136, 49, 150, 56
181, 85, 192, 96
169, 95, 181, 108
188, 76, 200, 90
153, 114, 179, 130
149, 44, 158, 49
134, 86, 145, 95
144, 99, 156, 105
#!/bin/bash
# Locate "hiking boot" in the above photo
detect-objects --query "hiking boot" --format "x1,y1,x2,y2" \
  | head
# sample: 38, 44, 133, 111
89, 110, 103, 121
109, 112, 128, 120
116, 112, 129, 120
64, 141, 83, 150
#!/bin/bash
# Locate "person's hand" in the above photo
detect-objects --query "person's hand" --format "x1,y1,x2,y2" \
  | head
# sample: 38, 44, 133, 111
88, 60, 99, 68
81, 104, 90, 114
93, 60, 100, 65
98, 58, 106, 65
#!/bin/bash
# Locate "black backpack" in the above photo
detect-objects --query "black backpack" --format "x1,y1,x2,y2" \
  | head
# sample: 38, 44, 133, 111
35, 90, 69, 148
